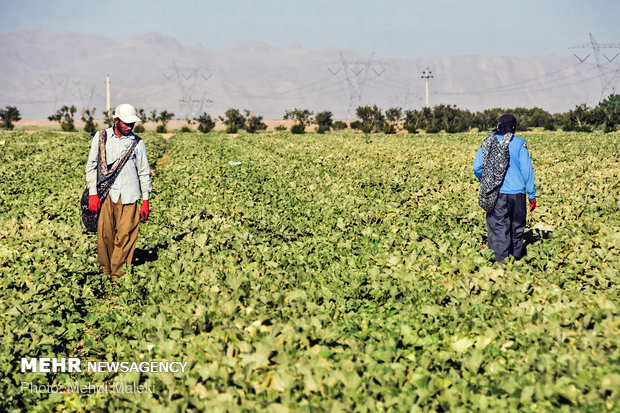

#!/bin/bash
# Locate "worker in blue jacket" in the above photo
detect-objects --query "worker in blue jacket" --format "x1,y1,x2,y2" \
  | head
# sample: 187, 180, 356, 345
473, 114, 536, 262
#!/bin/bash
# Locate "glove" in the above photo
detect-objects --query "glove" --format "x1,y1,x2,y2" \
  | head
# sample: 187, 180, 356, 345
140, 200, 149, 222
88, 195, 100, 213
529, 198, 537, 212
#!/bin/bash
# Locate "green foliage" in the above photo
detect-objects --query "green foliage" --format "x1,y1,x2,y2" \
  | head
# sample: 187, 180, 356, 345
244, 110, 267, 133
473, 108, 504, 131
80, 107, 98, 134
221, 109, 246, 134
333, 120, 348, 131
382, 123, 397, 134
383, 107, 402, 134
349, 120, 363, 131
196, 112, 215, 134
290, 123, 305, 134
404, 109, 423, 133
599, 94, 620, 109
0, 130, 618, 411
48, 105, 77, 131
561, 123, 575, 132
432, 104, 469, 133
146, 110, 176, 133
180, 126, 192, 133
355, 105, 385, 133
102, 109, 114, 127
284, 108, 313, 134
132, 108, 147, 133
314, 111, 333, 134
225, 124, 238, 134
155, 110, 175, 133
137, 108, 147, 122
597, 95, 620, 132
0, 105, 21, 130
132, 124, 145, 133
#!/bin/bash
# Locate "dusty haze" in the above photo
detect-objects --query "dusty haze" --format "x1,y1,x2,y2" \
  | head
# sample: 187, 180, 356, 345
1, 29, 616, 120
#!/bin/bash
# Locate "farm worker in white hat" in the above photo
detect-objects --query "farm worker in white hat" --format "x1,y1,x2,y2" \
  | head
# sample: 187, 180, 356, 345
85, 103, 152, 281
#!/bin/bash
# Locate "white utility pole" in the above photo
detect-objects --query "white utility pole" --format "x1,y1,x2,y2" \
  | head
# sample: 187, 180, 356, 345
105, 74, 111, 113
421, 68, 433, 108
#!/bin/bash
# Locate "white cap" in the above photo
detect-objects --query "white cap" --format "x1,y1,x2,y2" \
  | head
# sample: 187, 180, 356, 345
113, 103, 141, 123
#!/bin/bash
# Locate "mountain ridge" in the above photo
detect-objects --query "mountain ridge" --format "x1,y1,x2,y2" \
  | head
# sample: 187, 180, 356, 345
0, 29, 614, 119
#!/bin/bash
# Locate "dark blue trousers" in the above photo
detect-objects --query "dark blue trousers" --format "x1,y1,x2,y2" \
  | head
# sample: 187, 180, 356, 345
486, 193, 527, 262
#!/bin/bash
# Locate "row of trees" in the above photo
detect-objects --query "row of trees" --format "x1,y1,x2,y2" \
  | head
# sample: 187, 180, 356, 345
1, 95, 618, 133
270, 95, 620, 134
45, 106, 177, 133
42, 106, 265, 134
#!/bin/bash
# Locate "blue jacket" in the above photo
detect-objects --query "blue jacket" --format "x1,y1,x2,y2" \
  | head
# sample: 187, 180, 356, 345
473, 134, 536, 200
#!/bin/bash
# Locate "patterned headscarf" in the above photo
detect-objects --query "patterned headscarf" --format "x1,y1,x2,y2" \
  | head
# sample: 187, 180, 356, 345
478, 131, 513, 212
96, 129, 140, 201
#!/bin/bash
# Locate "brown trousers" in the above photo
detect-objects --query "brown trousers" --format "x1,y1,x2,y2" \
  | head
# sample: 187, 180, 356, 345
97, 195, 140, 278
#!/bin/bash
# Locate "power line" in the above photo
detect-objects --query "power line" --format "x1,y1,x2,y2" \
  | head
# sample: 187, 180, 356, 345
330, 52, 387, 118
570, 32, 620, 99
162, 63, 212, 119
438, 64, 618, 97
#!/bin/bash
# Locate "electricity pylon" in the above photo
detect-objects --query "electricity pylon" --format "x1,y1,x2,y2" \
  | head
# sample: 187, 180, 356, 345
329, 52, 386, 118
570, 33, 620, 98
163, 63, 212, 119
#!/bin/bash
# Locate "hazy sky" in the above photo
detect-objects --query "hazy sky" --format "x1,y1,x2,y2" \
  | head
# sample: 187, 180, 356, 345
1, 0, 619, 58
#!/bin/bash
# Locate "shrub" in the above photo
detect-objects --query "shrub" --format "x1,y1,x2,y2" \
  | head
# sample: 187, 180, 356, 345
349, 120, 363, 130
575, 125, 593, 133
132, 109, 146, 133
245, 111, 267, 133
404, 124, 418, 134
384, 107, 402, 134
197, 113, 215, 133
333, 121, 347, 130
274, 125, 287, 131
102, 109, 114, 127
158, 110, 174, 133
604, 123, 617, 133
284, 108, 313, 134
221, 109, 246, 133
355, 105, 385, 133
291, 124, 305, 134
446, 123, 469, 133
315, 111, 333, 134
48, 105, 77, 132
81, 107, 97, 134
383, 123, 397, 134
0, 105, 21, 130
226, 124, 238, 134
425, 123, 441, 134
180, 126, 192, 133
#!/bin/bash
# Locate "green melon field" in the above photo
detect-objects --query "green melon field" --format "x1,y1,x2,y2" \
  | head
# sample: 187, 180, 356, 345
0, 129, 618, 411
